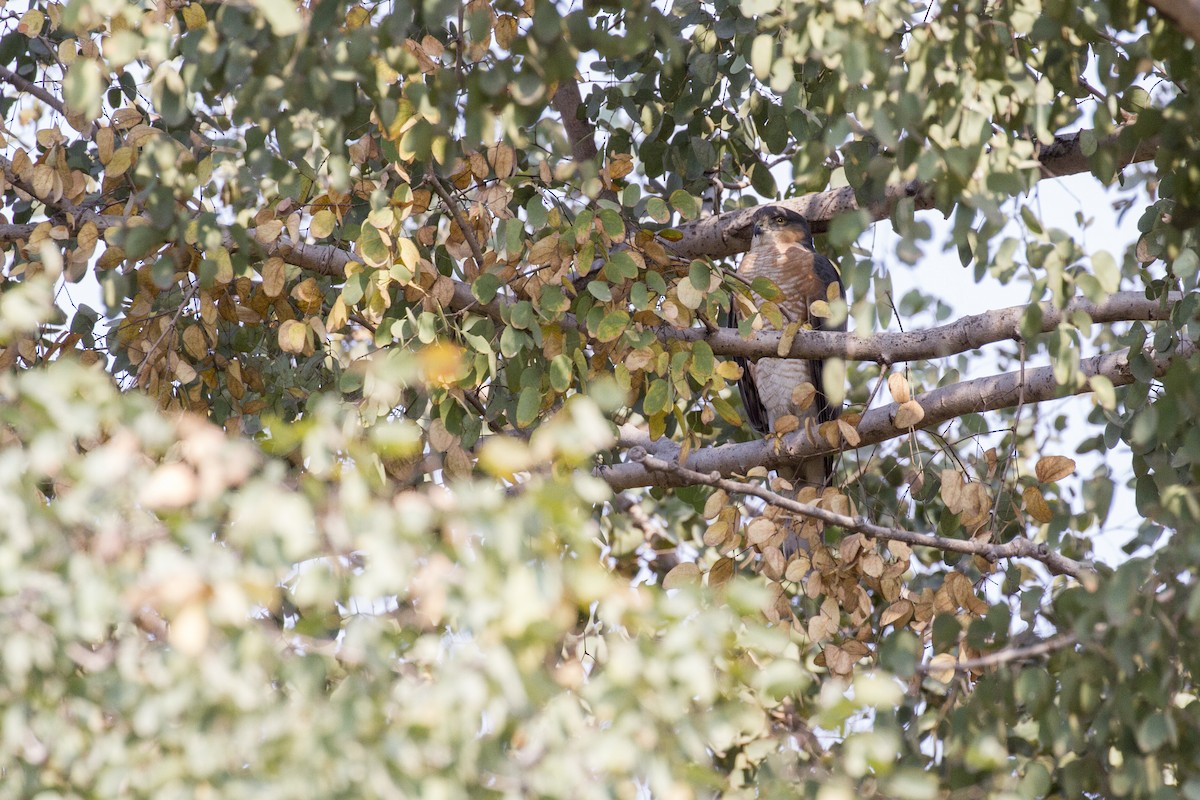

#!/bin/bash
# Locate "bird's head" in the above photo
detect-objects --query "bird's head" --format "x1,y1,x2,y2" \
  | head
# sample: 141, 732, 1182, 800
750, 206, 814, 248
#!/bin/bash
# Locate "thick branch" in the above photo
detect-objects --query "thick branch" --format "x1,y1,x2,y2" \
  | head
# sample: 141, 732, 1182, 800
668, 292, 1179, 362
550, 79, 598, 165
1144, 0, 1200, 43
668, 126, 1159, 262
599, 339, 1198, 491
634, 452, 1089, 578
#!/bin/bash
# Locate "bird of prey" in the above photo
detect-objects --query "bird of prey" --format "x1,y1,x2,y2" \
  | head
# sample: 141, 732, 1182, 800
730, 206, 845, 490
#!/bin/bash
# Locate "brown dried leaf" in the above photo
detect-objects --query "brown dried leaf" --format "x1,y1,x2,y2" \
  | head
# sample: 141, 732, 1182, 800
887, 372, 911, 403
703, 489, 728, 520
773, 414, 800, 435
824, 644, 854, 676
784, 554, 810, 582
708, 557, 735, 588
880, 598, 915, 628
1035, 455, 1076, 484
1023, 485, 1053, 523
893, 400, 925, 429
836, 418, 861, 447
746, 517, 777, 546
261, 256, 286, 298
791, 381, 816, 410
703, 520, 730, 548
926, 653, 958, 683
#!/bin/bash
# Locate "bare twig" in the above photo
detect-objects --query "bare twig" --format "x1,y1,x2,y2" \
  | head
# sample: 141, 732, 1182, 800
427, 170, 486, 274
919, 632, 1079, 674
0, 64, 97, 137
632, 451, 1089, 578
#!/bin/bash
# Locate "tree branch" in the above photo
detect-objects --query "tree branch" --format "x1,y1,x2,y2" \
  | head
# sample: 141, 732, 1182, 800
919, 632, 1080, 674
667, 126, 1159, 262
599, 339, 1198, 491
550, 78, 598, 165
1143, 0, 1200, 44
427, 169, 486, 273
667, 292, 1179, 362
633, 451, 1089, 578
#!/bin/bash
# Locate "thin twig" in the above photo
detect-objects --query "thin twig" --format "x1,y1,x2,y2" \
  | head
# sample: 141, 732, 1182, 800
426, 169, 486, 274
919, 632, 1079, 674
631, 450, 1090, 578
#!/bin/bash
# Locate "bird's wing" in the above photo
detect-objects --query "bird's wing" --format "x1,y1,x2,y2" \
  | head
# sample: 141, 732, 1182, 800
726, 301, 770, 435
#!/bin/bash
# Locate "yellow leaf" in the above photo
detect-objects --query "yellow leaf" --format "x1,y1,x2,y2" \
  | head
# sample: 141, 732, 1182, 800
1035, 455, 1076, 484
477, 436, 533, 479
926, 653, 959, 683
887, 371, 911, 403
261, 256, 286, 298
662, 562, 700, 589
893, 399, 925, 429
17, 9, 44, 37
291, 277, 323, 314
716, 360, 743, 381
1023, 485, 1053, 523
777, 320, 800, 356
326, 296, 349, 332
310, 209, 336, 239
278, 319, 308, 354
181, 3, 207, 30
107, 146, 133, 177
494, 13, 518, 48
254, 219, 284, 244
809, 299, 831, 318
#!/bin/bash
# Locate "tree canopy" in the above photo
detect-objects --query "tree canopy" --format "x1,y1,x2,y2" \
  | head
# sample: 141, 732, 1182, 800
1, 0, 1199, 796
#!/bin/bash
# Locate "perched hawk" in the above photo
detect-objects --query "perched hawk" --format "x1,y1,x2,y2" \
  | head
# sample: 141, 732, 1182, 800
731, 206, 845, 489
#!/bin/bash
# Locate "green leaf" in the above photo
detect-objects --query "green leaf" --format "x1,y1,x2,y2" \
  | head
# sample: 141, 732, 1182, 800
594, 310, 629, 342
473, 273, 502, 304
549, 354, 573, 393
516, 385, 541, 427
644, 378, 671, 416
587, 281, 613, 302
750, 276, 782, 301
688, 261, 709, 291
669, 190, 699, 221
689, 341, 714, 381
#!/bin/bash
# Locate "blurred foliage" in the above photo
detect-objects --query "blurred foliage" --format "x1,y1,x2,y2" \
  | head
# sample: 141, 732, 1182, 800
1, 0, 1200, 796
